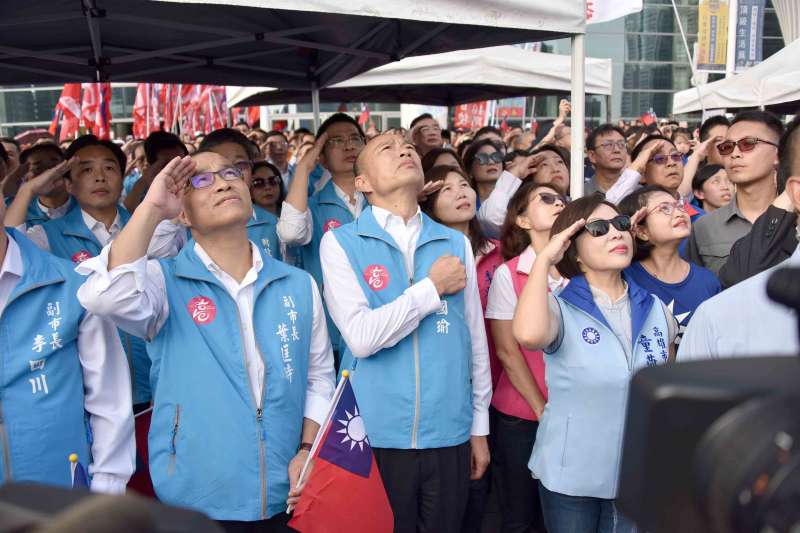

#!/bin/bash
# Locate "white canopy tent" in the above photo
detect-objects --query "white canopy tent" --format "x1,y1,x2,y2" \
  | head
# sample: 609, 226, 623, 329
227, 46, 613, 109
673, 38, 800, 115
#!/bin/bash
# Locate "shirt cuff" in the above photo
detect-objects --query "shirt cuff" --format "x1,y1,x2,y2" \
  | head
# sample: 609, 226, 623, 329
471, 408, 490, 436
408, 278, 443, 317
303, 391, 331, 426
495, 170, 523, 195
90, 473, 128, 495
74, 244, 150, 293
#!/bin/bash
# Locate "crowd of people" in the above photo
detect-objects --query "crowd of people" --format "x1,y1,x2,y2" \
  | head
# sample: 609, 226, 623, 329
0, 103, 798, 533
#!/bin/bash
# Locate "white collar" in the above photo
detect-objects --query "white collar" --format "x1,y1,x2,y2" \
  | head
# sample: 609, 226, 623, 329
81, 209, 121, 233
371, 205, 422, 230
1, 232, 24, 279
193, 241, 263, 280
517, 246, 537, 274
332, 181, 364, 207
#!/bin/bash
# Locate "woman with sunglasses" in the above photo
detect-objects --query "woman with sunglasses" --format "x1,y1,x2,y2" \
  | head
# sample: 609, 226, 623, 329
250, 160, 286, 216
463, 139, 506, 203
513, 193, 677, 533
485, 180, 568, 532
619, 186, 721, 344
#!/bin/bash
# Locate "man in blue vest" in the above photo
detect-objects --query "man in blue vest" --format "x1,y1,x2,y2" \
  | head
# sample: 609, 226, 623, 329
278, 113, 367, 357
319, 132, 492, 533
3, 143, 77, 228
0, 194, 134, 493
6, 135, 152, 410
77, 151, 335, 531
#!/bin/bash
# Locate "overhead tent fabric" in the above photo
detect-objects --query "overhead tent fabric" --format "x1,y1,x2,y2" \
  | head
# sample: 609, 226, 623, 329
672, 38, 800, 115
227, 46, 613, 108
0, 0, 584, 88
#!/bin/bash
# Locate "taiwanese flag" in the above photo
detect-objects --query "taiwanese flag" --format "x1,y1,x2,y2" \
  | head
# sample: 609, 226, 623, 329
289, 372, 393, 533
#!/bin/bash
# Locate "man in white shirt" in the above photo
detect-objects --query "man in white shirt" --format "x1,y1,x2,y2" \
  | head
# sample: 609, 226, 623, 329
76, 151, 334, 529
319, 131, 492, 533
0, 196, 134, 493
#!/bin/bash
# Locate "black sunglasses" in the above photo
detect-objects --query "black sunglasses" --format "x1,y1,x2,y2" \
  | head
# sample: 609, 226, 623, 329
474, 152, 504, 165
581, 215, 631, 237
538, 192, 567, 206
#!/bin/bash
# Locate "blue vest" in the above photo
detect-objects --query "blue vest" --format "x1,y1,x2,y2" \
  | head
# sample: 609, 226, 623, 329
40, 206, 151, 405
0, 230, 91, 488
247, 205, 281, 261
302, 180, 362, 352
148, 241, 315, 520
332, 207, 473, 449
25, 196, 78, 227
529, 274, 670, 499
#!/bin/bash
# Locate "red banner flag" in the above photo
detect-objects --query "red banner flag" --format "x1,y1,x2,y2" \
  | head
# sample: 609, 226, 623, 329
81, 83, 113, 139
48, 84, 82, 142
289, 372, 393, 533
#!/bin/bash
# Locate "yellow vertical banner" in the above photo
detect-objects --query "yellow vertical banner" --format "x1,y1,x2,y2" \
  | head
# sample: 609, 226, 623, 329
697, 0, 730, 71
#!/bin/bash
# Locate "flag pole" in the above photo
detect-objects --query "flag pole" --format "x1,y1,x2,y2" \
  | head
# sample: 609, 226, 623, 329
670, 0, 706, 115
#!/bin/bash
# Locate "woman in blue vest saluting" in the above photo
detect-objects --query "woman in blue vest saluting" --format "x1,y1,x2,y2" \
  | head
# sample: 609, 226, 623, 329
77, 151, 335, 531
513, 193, 678, 533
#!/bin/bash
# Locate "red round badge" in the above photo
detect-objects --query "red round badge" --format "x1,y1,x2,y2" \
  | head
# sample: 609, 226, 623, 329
187, 296, 217, 325
323, 218, 342, 232
71, 250, 93, 264
363, 264, 390, 291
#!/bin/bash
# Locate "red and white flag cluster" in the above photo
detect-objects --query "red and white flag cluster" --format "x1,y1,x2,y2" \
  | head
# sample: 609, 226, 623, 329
133, 84, 229, 138
49, 83, 112, 142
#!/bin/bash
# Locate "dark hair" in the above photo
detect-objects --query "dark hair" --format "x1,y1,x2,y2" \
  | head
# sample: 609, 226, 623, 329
410, 113, 434, 130
420, 165, 490, 257
587, 124, 626, 150
550, 193, 623, 279
235, 119, 249, 127
441, 129, 452, 143
421, 147, 464, 174
456, 138, 472, 160
144, 131, 187, 165
474, 126, 502, 140
692, 163, 726, 192
500, 180, 562, 260
64, 135, 126, 176
699, 115, 731, 142
252, 160, 286, 213
530, 144, 570, 170
0, 142, 7, 165
462, 139, 504, 176
293, 127, 313, 137
731, 110, 784, 140
316, 113, 365, 141
618, 185, 675, 261
199, 128, 259, 161
671, 128, 692, 141
778, 114, 800, 193
0, 137, 20, 151
503, 150, 529, 165
630, 134, 675, 163
263, 130, 288, 143
20, 143, 64, 164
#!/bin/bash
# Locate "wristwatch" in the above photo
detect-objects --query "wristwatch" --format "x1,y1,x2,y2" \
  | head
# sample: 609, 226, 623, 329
298, 442, 312, 452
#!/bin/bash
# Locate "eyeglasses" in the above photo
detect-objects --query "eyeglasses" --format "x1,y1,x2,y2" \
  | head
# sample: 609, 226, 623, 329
326, 135, 365, 149
475, 152, 504, 165
188, 167, 243, 190
251, 176, 280, 189
716, 136, 778, 156
538, 192, 567, 206
419, 125, 442, 134
234, 160, 253, 173
594, 140, 627, 152
646, 199, 688, 218
648, 152, 683, 165
264, 139, 289, 150
581, 215, 631, 237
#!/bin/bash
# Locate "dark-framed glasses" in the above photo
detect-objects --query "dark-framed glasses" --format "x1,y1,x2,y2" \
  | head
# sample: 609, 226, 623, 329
188, 167, 243, 190
716, 136, 778, 156
582, 215, 631, 237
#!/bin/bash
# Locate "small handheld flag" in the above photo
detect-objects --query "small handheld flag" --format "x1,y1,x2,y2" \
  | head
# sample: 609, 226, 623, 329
69, 453, 89, 489
288, 370, 393, 533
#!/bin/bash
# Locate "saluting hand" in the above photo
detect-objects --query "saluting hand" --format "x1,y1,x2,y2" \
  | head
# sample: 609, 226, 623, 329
21, 157, 77, 196
141, 155, 196, 221
507, 153, 545, 180
296, 132, 328, 173
539, 219, 586, 267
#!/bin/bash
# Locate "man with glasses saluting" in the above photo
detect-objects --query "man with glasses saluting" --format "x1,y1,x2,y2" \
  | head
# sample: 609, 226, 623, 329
686, 111, 784, 274
77, 151, 335, 531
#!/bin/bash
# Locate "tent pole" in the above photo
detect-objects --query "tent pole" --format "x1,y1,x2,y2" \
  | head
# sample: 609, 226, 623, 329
311, 83, 321, 132
570, 34, 585, 199
671, 0, 706, 115
605, 95, 611, 124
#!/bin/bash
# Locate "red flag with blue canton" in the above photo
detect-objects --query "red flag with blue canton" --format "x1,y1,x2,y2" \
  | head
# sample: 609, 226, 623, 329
289, 374, 393, 532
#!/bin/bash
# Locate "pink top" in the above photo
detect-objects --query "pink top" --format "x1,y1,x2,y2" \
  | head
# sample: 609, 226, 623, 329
476, 240, 504, 389
490, 253, 548, 421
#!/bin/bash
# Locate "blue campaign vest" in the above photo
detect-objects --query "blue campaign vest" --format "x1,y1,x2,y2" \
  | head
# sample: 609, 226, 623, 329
529, 274, 670, 499
247, 205, 281, 261
40, 206, 151, 405
148, 241, 314, 520
0, 230, 90, 488
301, 180, 362, 352
332, 207, 473, 449
25, 196, 78, 227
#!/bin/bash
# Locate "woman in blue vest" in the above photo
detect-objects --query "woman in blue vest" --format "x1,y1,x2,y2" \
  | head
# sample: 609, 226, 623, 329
513, 193, 677, 533
77, 151, 335, 530
278, 113, 367, 357
619, 186, 721, 344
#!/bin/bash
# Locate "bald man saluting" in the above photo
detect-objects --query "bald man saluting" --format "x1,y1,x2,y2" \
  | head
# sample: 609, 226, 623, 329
319, 132, 492, 533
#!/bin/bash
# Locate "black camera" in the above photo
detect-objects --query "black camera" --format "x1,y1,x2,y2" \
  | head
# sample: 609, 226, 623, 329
617, 267, 800, 533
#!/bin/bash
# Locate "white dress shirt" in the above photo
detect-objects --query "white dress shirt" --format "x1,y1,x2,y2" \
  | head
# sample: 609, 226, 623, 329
36, 198, 72, 220
277, 182, 365, 247
0, 232, 135, 494
603, 168, 643, 204
22, 209, 124, 252
477, 170, 521, 239
319, 205, 492, 436
75, 241, 335, 424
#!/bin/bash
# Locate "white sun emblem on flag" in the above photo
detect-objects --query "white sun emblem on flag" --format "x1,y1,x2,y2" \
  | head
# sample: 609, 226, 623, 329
337, 407, 369, 452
